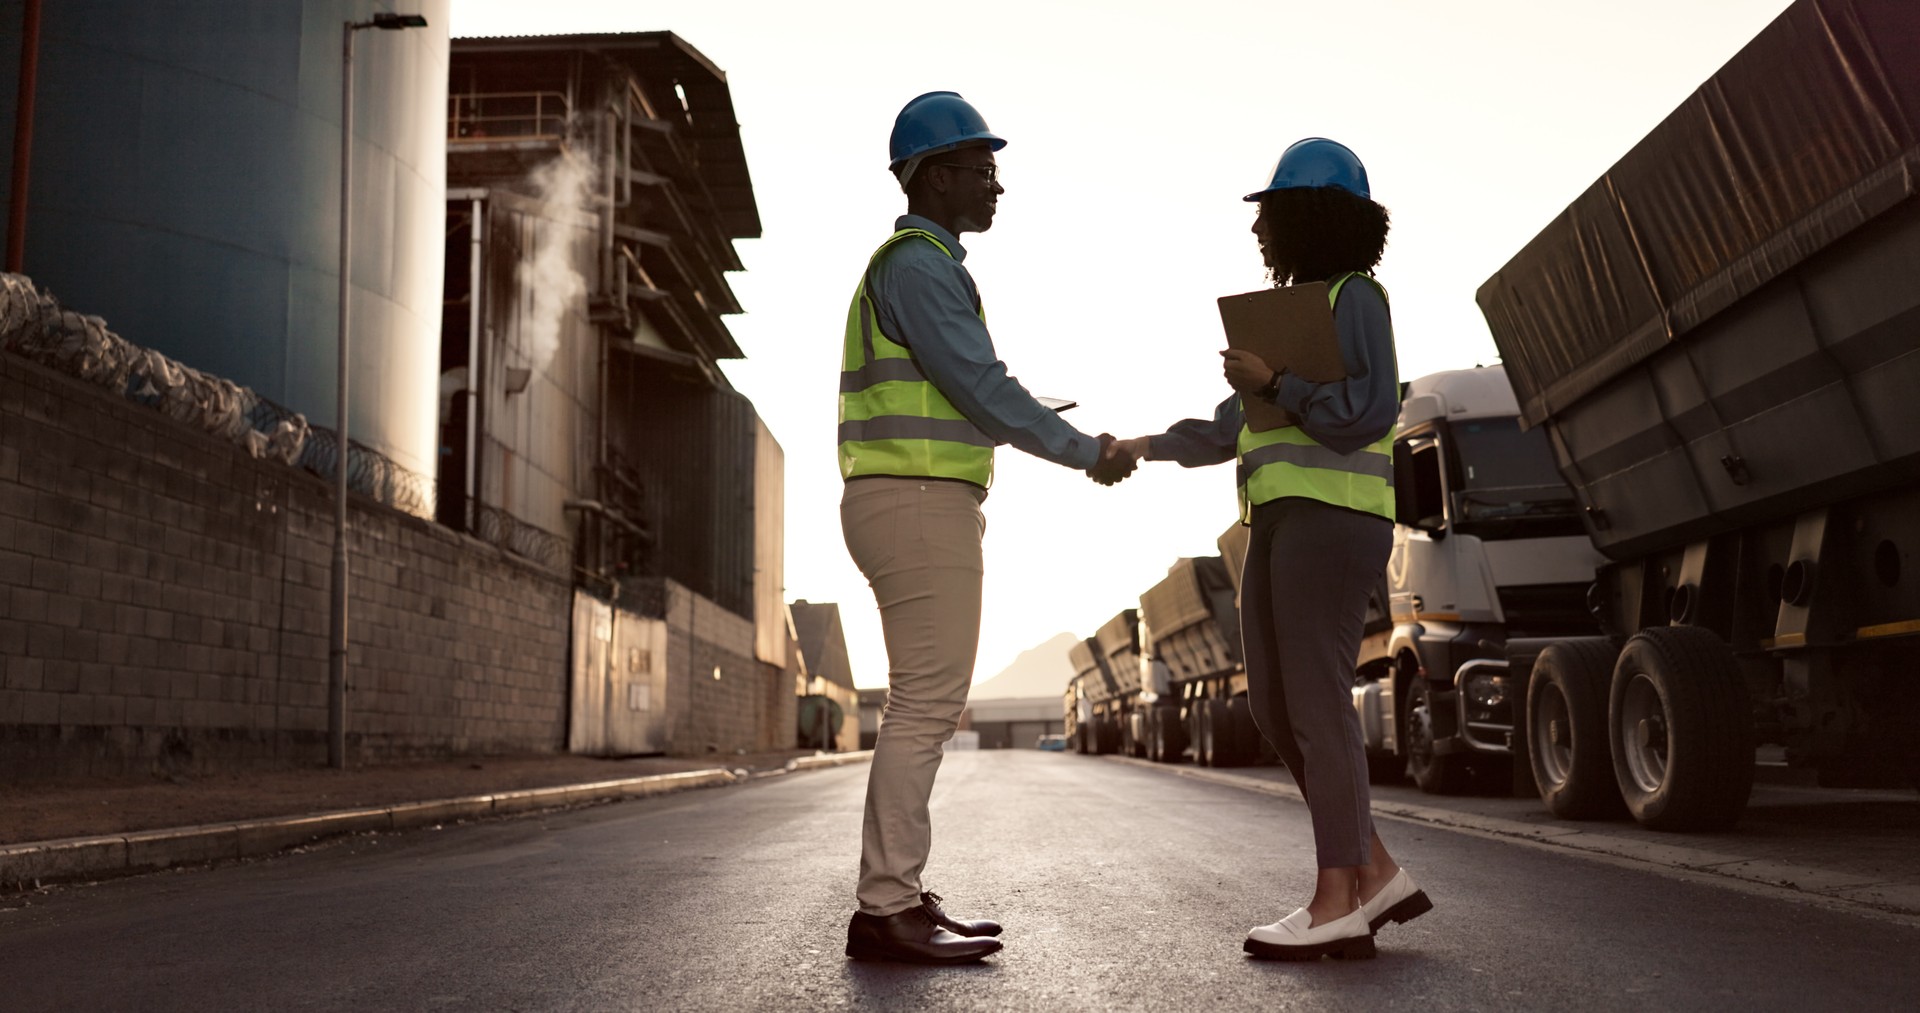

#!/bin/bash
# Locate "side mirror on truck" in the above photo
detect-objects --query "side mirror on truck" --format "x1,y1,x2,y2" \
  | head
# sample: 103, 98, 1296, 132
1394, 438, 1448, 538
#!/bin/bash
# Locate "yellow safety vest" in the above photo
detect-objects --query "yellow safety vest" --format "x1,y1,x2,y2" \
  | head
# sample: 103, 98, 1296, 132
838, 228, 995, 487
1237, 272, 1398, 522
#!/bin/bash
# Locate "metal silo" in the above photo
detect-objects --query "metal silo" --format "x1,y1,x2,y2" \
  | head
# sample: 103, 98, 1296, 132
0, 1, 450, 506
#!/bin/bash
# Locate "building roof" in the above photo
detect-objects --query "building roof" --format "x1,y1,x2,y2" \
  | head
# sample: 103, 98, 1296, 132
789, 600, 855, 691
451, 31, 760, 241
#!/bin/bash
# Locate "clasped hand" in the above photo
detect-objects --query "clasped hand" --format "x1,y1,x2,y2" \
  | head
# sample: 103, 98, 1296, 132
1087, 434, 1153, 487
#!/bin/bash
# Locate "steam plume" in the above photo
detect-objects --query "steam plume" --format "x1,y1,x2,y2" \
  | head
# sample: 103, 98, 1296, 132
517, 154, 597, 377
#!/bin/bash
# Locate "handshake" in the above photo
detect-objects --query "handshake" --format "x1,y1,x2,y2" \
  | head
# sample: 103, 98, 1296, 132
1087, 435, 1152, 487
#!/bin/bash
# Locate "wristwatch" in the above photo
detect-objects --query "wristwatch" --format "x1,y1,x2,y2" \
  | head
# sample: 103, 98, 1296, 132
1257, 370, 1283, 403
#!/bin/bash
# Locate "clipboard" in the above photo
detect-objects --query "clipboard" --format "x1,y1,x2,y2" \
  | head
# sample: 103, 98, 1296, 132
1035, 396, 1077, 413
1217, 281, 1346, 432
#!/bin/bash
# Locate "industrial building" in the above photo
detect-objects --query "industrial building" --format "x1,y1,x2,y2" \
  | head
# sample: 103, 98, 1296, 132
789, 600, 859, 753
442, 32, 790, 758
961, 697, 1065, 750
0, 6, 798, 774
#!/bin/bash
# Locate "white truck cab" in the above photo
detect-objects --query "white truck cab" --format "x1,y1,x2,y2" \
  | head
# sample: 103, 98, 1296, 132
1353, 365, 1608, 792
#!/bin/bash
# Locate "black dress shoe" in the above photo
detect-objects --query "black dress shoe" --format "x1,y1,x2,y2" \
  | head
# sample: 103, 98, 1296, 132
921, 891, 1003, 937
846, 906, 1002, 964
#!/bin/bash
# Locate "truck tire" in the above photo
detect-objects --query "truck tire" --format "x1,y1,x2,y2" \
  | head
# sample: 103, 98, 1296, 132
1075, 726, 1090, 755
1099, 717, 1123, 755
1217, 697, 1259, 767
1527, 638, 1625, 819
1609, 627, 1755, 831
1407, 678, 1471, 795
1157, 705, 1188, 764
1366, 752, 1406, 784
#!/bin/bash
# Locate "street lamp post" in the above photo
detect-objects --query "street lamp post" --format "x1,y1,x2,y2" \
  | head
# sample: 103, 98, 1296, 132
329, 10, 428, 770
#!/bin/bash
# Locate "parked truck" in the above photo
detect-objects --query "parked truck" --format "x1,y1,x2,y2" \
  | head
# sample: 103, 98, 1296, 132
1135, 547, 1261, 767
1350, 365, 1608, 793
1066, 610, 1143, 755
1479, 0, 1920, 829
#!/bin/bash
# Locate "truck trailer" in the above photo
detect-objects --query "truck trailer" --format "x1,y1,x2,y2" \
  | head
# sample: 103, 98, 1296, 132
1065, 610, 1142, 755
1136, 547, 1261, 767
1478, 0, 1920, 829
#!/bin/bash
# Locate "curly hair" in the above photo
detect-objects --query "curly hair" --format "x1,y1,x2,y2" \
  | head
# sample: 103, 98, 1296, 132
1255, 186, 1391, 286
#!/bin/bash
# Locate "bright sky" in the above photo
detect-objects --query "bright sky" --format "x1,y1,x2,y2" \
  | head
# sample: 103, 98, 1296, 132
455, 0, 1795, 690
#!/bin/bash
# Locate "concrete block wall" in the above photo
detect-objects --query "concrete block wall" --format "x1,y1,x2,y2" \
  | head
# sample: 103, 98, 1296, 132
658, 582, 788, 755
1, 352, 570, 781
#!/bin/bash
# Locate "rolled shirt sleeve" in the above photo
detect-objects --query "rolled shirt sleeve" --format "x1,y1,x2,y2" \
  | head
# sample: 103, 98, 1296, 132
1270, 277, 1399, 455
870, 219, 1101, 471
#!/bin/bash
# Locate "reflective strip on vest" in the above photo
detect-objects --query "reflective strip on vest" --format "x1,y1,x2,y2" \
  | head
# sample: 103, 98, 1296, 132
838, 228, 995, 487
838, 416, 998, 447
1236, 272, 1397, 522
1235, 437, 1393, 486
838, 357, 928, 392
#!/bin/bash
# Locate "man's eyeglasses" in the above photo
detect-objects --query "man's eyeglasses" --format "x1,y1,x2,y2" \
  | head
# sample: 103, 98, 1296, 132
931, 163, 1000, 184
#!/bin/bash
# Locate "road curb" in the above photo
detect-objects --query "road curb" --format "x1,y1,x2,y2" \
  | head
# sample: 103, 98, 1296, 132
786, 750, 872, 773
0, 755, 867, 893
1105, 755, 1920, 920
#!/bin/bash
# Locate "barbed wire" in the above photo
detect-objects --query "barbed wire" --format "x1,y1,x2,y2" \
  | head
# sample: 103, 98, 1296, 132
2, 272, 568, 572
471, 500, 572, 571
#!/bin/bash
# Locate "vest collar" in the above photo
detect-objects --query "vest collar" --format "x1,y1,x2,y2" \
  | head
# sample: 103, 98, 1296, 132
895, 215, 968, 262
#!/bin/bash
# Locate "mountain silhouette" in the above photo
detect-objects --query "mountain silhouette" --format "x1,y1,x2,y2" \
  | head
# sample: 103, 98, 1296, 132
971, 632, 1078, 700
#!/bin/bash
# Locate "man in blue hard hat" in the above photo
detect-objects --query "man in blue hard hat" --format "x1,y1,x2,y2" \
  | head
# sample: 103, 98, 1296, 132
838, 91, 1134, 965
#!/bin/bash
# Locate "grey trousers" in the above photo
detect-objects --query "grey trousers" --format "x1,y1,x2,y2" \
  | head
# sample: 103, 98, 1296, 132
1240, 496, 1393, 869
840, 477, 987, 916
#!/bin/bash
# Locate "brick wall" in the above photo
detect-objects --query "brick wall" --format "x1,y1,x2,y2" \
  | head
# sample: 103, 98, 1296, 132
0, 351, 571, 781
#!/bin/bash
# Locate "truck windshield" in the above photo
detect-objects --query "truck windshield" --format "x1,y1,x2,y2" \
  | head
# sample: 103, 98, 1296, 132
1450, 419, 1583, 537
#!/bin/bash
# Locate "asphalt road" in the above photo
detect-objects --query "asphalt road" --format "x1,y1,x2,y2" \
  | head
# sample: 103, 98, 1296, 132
3, 751, 1916, 1012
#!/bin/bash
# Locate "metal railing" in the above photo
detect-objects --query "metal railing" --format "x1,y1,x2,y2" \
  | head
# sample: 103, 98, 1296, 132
448, 90, 570, 143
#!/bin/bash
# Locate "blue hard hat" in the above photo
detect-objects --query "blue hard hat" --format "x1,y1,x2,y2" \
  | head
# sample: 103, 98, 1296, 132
889, 91, 1006, 172
1244, 137, 1370, 201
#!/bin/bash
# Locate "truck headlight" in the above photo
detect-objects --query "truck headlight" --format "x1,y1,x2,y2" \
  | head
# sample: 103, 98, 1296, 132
1465, 673, 1508, 709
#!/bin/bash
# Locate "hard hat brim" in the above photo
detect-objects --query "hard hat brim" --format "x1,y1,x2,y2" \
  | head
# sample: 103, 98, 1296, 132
888, 133, 1007, 172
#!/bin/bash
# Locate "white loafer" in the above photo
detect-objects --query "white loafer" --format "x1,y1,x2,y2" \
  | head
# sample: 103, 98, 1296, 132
1360, 868, 1433, 933
1243, 907, 1376, 961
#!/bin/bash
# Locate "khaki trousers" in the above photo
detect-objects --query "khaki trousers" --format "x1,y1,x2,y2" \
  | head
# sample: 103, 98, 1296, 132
841, 477, 986, 916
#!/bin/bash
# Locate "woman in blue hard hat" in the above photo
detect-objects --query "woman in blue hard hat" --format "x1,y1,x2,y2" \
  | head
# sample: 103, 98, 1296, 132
1114, 138, 1432, 961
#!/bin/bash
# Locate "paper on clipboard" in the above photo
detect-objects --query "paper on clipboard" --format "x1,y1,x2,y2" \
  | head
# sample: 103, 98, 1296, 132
1035, 396, 1077, 413
1217, 281, 1345, 432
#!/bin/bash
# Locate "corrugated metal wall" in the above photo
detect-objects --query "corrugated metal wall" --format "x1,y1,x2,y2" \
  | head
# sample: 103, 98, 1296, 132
613, 358, 758, 619
479, 192, 598, 538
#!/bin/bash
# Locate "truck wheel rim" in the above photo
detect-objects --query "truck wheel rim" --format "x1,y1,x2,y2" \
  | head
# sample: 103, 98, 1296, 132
1410, 685, 1435, 766
1533, 683, 1574, 788
1619, 673, 1669, 793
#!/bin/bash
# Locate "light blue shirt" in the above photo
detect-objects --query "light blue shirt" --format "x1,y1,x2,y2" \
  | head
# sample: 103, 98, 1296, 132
866, 215, 1102, 471
1149, 277, 1399, 465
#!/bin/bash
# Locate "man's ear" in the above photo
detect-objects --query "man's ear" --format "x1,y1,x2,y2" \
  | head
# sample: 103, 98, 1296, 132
920, 163, 951, 197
